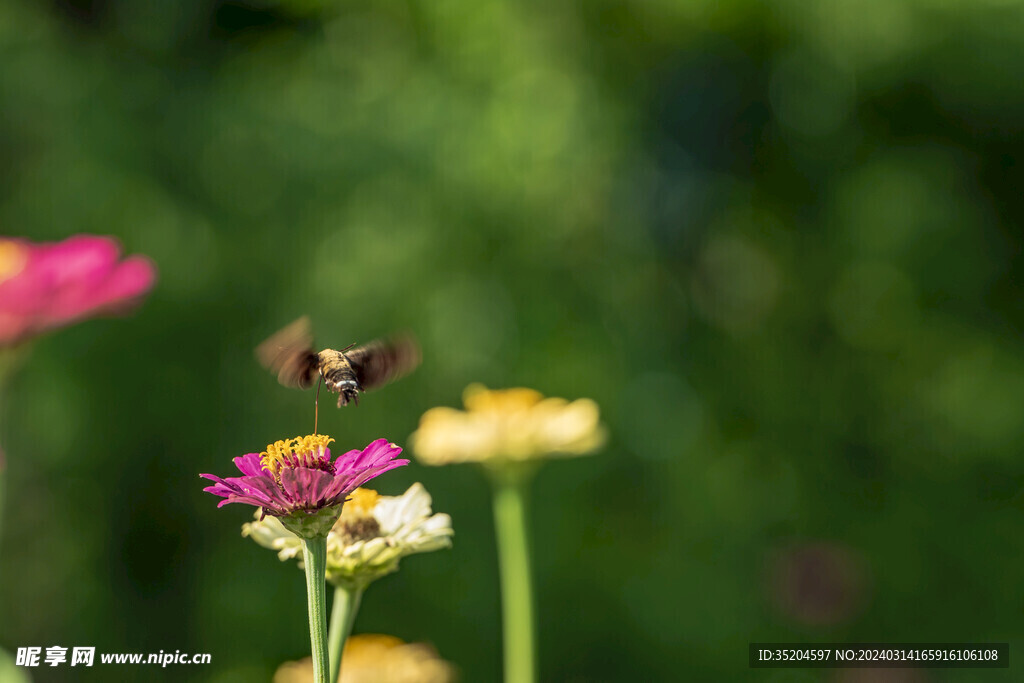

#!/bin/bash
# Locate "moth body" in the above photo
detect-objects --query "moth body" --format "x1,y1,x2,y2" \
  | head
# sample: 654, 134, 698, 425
317, 349, 362, 406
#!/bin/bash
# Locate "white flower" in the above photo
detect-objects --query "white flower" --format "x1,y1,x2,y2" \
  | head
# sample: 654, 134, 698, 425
243, 483, 453, 588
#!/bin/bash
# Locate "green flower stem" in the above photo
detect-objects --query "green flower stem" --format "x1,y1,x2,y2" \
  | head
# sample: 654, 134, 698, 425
492, 474, 536, 683
301, 538, 330, 683
328, 584, 364, 683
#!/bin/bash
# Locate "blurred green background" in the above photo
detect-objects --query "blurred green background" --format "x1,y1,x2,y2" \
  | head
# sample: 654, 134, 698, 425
2, 0, 1024, 680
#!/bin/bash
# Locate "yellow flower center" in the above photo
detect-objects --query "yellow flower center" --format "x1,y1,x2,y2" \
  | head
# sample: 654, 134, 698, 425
334, 488, 382, 543
260, 434, 335, 476
343, 488, 380, 516
333, 487, 382, 543
0, 240, 29, 286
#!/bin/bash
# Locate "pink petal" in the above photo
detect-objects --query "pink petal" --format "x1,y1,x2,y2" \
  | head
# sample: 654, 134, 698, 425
346, 460, 409, 490
82, 255, 156, 311
215, 494, 277, 509
280, 467, 336, 508
232, 453, 267, 477
333, 438, 404, 475
231, 475, 287, 505
321, 459, 410, 502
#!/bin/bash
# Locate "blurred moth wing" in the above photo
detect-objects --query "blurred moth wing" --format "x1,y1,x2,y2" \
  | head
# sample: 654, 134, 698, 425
346, 332, 421, 391
255, 316, 320, 389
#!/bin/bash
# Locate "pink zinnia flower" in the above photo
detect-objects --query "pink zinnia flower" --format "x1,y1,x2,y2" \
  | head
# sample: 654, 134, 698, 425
0, 234, 156, 347
201, 435, 409, 538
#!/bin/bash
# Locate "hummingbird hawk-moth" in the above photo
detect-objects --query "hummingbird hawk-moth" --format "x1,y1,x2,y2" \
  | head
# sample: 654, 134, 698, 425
256, 317, 420, 408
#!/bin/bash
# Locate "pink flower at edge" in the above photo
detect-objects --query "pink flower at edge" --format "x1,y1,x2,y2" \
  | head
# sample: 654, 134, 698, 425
201, 435, 409, 538
0, 234, 157, 347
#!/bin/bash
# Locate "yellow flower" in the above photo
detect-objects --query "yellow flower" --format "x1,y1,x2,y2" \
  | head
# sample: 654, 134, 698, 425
274, 634, 456, 683
409, 384, 606, 466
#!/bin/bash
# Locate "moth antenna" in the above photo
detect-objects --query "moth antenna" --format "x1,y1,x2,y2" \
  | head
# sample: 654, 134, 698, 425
314, 375, 322, 434
340, 342, 357, 353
